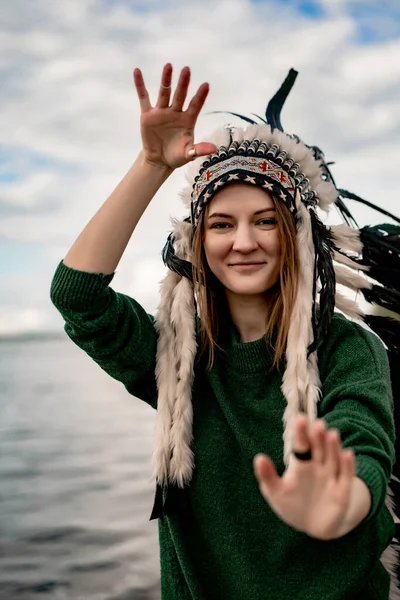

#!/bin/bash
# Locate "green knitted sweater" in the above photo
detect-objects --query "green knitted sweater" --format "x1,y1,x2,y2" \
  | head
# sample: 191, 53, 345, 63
50, 261, 396, 600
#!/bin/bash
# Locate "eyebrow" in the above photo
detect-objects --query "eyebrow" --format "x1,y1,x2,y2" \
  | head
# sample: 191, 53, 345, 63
208, 208, 276, 219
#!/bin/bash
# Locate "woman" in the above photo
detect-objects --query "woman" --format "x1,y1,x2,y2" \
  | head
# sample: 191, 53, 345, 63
50, 64, 399, 599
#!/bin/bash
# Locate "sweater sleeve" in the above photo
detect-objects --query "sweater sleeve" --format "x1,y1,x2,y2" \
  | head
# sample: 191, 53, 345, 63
318, 314, 395, 523
50, 260, 158, 408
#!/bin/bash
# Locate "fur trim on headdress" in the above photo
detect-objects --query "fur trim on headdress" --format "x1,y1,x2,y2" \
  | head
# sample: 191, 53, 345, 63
282, 200, 321, 465
154, 220, 197, 487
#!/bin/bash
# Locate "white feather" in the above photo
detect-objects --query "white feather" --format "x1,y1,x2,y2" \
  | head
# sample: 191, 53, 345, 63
334, 292, 364, 320
330, 224, 363, 253
334, 251, 369, 272
334, 265, 372, 292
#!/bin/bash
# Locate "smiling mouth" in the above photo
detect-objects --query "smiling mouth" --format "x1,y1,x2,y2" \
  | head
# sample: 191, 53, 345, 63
228, 262, 266, 271
229, 262, 266, 266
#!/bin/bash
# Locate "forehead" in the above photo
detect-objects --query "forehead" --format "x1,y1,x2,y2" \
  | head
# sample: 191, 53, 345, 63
208, 183, 275, 212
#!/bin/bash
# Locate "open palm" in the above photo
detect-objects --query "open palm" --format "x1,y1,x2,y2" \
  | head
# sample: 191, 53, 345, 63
134, 64, 217, 170
254, 415, 356, 540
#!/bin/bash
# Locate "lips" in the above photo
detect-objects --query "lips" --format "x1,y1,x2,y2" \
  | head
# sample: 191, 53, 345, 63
228, 262, 266, 272
228, 261, 266, 266
230, 262, 265, 266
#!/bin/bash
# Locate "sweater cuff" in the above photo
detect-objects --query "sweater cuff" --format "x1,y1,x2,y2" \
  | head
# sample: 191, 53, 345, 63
356, 455, 387, 523
50, 260, 115, 311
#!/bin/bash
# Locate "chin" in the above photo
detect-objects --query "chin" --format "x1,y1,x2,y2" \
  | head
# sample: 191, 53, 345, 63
227, 285, 275, 296
222, 275, 280, 297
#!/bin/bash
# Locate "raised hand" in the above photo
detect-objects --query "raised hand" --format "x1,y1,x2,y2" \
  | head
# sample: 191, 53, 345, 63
254, 415, 359, 540
134, 63, 218, 170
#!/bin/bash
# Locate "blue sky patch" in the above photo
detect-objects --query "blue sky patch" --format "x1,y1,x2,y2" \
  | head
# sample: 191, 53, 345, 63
0, 147, 81, 184
348, 2, 400, 44
0, 240, 47, 278
250, 0, 400, 42
250, 0, 325, 19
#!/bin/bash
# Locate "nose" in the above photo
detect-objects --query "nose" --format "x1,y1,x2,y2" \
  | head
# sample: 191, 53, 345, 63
232, 223, 259, 253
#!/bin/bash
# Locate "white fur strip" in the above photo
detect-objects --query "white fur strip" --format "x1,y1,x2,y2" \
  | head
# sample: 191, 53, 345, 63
334, 292, 364, 320
168, 220, 196, 485
154, 269, 181, 485
330, 224, 363, 253
334, 265, 372, 292
282, 202, 320, 466
153, 219, 196, 487
334, 250, 369, 272
169, 276, 197, 487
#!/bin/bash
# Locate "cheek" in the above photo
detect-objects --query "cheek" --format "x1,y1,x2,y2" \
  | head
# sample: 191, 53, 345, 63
263, 231, 282, 259
203, 235, 230, 266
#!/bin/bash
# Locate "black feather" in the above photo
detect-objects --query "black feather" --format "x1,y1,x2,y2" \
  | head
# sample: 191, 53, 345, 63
363, 315, 400, 506
162, 233, 193, 281
388, 348, 400, 481
362, 285, 400, 315
250, 113, 268, 124
335, 196, 358, 228
363, 315, 400, 354
308, 210, 336, 354
206, 111, 258, 125
265, 68, 298, 132
339, 190, 400, 224
360, 225, 400, 291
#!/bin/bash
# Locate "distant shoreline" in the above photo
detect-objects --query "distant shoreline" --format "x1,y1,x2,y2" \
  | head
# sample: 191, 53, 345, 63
0, 332, 66, 343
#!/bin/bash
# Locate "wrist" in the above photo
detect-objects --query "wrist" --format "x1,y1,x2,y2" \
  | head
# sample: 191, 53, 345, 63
138, 151, 174, 178
332, 476, 372, 539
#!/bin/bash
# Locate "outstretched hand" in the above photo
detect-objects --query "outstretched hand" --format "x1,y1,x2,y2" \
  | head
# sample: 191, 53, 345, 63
134, 63, 218, 170
254, 415, 358, 540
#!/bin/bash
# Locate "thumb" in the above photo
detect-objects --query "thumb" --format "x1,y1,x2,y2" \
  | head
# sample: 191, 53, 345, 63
254, 454, 280, 493
186, 142, 218, 161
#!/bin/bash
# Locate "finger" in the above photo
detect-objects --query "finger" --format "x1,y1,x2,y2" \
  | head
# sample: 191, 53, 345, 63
171, 66, 191, 111
293, 414, 312, 458
253, 454, 281, 495
156, 63, 173, 108
310, 419, 327, 465
337, 449, 355, 494
325, 428, 342, 478
185, 142, 218, 161
133, 68, 152, 113
186, 82, 211, 121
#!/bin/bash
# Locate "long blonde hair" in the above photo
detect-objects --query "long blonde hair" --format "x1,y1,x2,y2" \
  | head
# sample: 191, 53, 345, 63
191, 194, 299, 368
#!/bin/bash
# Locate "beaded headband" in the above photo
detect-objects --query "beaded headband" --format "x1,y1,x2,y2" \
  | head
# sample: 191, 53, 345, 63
190, 139, 316, 227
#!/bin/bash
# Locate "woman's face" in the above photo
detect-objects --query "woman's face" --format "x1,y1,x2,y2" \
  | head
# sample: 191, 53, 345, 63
202, 183, 282, 297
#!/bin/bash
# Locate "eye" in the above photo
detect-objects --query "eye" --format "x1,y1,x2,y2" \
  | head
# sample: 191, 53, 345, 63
257, 218, 277, 227
209, 222, 232, 229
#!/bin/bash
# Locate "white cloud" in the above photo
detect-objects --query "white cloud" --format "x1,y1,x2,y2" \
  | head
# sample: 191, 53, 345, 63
1, 0, 399, 334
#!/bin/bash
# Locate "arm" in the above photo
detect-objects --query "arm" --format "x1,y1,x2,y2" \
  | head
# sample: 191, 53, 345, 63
51, 65, 216, 400
50, 261, 159, 406
318, 314, 395, 524
63, 64, 216, 275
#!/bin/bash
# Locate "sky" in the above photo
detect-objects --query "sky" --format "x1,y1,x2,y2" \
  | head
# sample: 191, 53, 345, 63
0, 0, 399, 335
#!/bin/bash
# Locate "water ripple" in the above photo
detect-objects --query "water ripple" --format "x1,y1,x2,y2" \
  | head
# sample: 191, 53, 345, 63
0, 339, 160, 599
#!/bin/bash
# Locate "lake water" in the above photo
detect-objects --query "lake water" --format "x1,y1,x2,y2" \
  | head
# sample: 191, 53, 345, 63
0, 337, 160, 600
